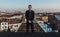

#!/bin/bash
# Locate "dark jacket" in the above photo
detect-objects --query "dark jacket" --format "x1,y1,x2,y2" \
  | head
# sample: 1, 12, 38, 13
25, 10, 35, 20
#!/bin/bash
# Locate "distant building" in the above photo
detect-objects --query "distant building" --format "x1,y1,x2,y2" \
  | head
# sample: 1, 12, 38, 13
1, 22, 8, 31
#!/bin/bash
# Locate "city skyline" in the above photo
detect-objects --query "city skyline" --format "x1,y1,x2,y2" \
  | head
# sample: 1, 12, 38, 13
0, 0, 60, 12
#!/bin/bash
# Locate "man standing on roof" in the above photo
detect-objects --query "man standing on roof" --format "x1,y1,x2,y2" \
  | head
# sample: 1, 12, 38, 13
25, 5, 35, 33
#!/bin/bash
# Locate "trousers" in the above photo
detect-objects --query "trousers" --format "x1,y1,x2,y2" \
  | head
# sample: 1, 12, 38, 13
26, 20, 34, 32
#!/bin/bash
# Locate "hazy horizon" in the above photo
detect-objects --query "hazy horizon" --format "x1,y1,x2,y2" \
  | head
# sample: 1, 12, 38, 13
0, 0, 60, 12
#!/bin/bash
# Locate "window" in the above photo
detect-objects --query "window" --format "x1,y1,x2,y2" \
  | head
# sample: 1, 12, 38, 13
14, 25, 18, 27
55, 15, 60, 20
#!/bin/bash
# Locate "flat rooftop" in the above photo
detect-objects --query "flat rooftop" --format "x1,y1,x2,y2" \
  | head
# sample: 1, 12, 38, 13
0, 32, 59, 37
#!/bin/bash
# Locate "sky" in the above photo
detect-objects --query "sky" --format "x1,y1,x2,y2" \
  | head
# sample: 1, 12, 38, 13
0, 0, 60, 12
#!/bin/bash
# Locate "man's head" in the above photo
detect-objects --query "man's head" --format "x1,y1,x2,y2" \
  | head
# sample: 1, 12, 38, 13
28, 5, 32, 10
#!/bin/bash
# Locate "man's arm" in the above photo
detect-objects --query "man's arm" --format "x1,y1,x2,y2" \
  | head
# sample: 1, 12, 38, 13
33, 11, 35, 20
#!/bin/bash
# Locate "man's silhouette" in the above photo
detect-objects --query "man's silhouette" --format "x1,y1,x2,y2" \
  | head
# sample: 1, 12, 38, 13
25, 5, 35, 32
